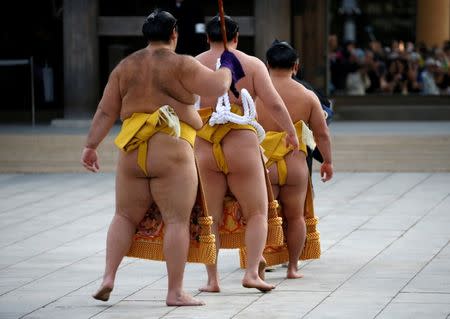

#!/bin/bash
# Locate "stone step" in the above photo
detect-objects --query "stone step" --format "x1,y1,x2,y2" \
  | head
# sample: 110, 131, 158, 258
1, 129, 449, 173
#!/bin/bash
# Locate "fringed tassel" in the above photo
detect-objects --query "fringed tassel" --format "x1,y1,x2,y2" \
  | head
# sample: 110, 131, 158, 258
190, 216, 217, 264
127, 238, 165, 261
219, 231, 246, 249
188, 234, 216, 264
127, 213, 217, 264
219, 197, 246, 249
300, 231, 321, 260
239, 248, 247, 269
127, 235, 217, 264
264, 247, 289, 267
238, 217, 321, 268
266, 200, 284, 246
239, 246, 290, 268
301, 217, 321, 260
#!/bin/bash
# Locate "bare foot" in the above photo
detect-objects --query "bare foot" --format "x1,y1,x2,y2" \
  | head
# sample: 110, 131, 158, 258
166, 292, 205, 306
258, 260, 267, 281
287, 264, 304, 279
198, 283, 220, 293
242, 274, 275, 292
92, 285, 113, 302
198, 277, 220, 293
287, 270, 304, 279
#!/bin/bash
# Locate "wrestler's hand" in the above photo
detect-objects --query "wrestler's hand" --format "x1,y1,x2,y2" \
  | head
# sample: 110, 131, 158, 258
220, 50, 245, 98
285, 132, 299, 151
81, 147, 100, 173
320, 162, 333, 182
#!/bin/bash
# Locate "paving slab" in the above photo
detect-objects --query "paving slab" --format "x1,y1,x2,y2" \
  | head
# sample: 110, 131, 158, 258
0, 172, 449, 318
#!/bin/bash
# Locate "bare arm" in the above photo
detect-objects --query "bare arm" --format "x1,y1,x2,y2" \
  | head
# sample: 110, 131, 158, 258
308, 91, 333, 181
85, 70, 121, 149
253, 59, 297, 143
180, 56, 231, 98
81, 69, 121, 172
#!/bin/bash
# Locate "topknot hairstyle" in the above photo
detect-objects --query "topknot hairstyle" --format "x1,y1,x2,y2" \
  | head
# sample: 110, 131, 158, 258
142, 9, 178, 42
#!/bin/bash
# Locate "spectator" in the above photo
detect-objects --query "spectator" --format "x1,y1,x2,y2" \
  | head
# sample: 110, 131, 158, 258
346, 64, 370, 95
329, 38, 449, 95
444, 41, 450, 64
381, 56, 408, 94
406, 53, 422, 93
434, 60, 450, 94
329, 38, 358, 93
365, 50, 382, 94
421, 58, 440, 95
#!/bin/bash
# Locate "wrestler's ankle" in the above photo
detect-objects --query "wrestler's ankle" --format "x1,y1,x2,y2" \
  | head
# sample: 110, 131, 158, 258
207, 278, 220, 287
102, 275, 115, 286
100, 278, 114, 289
287, 262, 298, 271
243, 270, 260, 280
167, 288, 183, 298
207, 272, 220, 283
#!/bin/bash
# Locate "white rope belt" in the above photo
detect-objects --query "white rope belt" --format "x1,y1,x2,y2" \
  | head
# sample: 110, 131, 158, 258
208, 59, 265, 142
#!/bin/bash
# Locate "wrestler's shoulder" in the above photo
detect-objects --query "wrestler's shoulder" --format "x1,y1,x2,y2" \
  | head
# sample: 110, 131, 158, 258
113, 49, 148, 72
291, 80, 313, 95
284, 80, 314, 105
291, 79, 308, 91
195, 51, 209, 61
234, 50, 263, 65
176, 53, 198, 64
300, 85, 321, 109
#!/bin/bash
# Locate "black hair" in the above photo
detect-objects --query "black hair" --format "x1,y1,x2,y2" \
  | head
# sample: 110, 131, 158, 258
205, 15, 239, 42
266, 40, 299, 69
142, 9, 177, 43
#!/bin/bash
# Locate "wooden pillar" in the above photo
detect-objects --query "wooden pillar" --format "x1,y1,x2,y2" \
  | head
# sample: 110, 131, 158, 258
417, 0, 450, 47
63, 0, 99, 119
293, 0, 328, 91
254, 0, 291, 61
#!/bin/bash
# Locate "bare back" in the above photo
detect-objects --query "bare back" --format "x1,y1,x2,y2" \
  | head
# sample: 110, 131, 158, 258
256, 78, 316, 131
196, 48, 275, 110
116, 48, 202, 128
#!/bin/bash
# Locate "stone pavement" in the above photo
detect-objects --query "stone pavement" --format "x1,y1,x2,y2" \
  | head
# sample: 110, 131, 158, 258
0, 172, 449, 319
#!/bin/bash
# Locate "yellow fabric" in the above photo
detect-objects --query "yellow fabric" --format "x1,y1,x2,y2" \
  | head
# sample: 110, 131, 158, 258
197, 105, 256, 174
115, 107, 196, 176
261, 120, 308, 186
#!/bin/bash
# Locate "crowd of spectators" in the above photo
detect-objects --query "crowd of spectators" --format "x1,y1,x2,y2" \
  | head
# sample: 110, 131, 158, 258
329, 35, 450, 96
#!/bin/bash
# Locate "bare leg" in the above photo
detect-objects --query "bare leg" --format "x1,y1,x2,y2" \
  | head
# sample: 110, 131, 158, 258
149, 133, 204, 306
268, 163, 280, 200
278, 152, 309, 279
195, 137, 227, 292
93, 154, 152, 301
261, 164, 281, 276
163, 221, 204, 306
224, 130, 275, 292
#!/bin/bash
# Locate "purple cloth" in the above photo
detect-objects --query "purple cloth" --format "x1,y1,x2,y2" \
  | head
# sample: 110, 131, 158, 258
220, 50, 245, 98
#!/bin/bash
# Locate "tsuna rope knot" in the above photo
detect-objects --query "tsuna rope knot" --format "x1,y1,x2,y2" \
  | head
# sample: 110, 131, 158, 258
208, 59, 266, 142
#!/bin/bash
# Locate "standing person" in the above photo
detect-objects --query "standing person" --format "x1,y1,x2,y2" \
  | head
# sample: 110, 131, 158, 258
195, 15, 299, 293
81, 9, 244, 306
293, 77, 333, 176
256, 41, 333, 278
